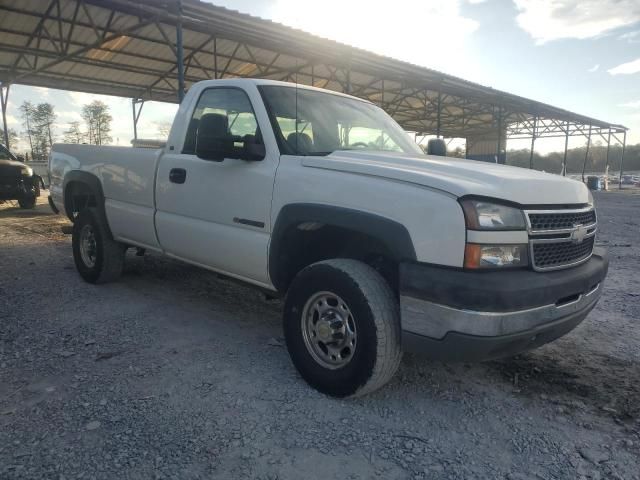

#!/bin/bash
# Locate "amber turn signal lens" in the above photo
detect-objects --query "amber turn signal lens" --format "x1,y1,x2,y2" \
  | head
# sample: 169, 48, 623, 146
464, 243, 528, 269
464, 244, 482, 269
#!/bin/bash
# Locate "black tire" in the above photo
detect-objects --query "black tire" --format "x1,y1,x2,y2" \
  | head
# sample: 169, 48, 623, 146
18, 195, 37, 209
72, 208, 126, 284
283, 259, 402, 398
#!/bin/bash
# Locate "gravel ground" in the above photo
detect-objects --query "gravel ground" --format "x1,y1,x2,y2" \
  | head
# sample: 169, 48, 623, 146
1, 191, 639, 480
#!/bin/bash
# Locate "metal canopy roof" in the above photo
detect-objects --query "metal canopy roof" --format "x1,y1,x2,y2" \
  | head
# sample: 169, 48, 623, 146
0, 0, 628, 145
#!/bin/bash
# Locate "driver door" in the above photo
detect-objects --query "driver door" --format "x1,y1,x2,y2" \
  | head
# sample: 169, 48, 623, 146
155, 87, 276, 286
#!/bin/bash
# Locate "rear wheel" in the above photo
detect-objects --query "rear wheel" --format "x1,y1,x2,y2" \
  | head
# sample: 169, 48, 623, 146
283, 259, 402, 397
18, 195, 36, 209
72, 208, 126, 284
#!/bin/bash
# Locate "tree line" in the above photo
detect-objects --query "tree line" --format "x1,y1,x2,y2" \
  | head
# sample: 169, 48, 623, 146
13, 100, 113, 160
7, 102, 639, 173
505, 143, 640, 175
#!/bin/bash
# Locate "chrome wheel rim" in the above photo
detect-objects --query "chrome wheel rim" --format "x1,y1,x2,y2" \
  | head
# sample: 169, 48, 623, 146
301, 291, 357, 369
79, 224, 97, 268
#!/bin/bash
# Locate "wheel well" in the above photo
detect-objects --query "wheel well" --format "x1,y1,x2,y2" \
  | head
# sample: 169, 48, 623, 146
273, 222, 400, 295
64, 181, 98, 222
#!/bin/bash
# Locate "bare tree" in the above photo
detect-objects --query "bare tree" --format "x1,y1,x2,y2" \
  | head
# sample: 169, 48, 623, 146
82, 101, 112, 145
19, 101, 35, 157
34, 103, 57, 150
19, 102, 56, 160
155, 121, 172, 138
64, 121, 85, 144
7, 128, 19, 150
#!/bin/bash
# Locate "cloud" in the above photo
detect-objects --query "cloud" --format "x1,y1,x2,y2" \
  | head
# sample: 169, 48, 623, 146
57, 110, 83, 124
5, 114, 19, 127
66, 90, 129, 109
514, 0, 640, 44
620, 100, 640, 108
272, 0, 480, 77
588, 64, 599, 73
619, 30, 640, 42
608, 58, 640, 75
32, 87, 51, 98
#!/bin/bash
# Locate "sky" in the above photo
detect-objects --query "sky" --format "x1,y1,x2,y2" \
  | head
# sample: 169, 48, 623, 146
3, 0, 640, 154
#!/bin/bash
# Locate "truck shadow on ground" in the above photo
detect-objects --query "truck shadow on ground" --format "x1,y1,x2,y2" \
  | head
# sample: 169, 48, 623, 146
0, 205, 54, 219
123, 250, 640, 422
3, 229, 637, 427
484, 352, 639, 422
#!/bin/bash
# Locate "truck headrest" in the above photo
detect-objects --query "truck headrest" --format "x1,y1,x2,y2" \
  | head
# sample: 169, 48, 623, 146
427, 138, 447, 156
198, 113, 229, 139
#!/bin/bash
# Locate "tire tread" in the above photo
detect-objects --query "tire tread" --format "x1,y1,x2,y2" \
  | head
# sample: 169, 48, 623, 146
325, 259, 402, 397
287, 258, 402, 398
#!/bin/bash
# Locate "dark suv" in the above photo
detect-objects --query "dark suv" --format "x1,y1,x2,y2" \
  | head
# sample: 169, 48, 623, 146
0, 144, 42, 209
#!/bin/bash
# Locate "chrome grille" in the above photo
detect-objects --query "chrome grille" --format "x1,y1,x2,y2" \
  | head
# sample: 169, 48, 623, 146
528, 210, 596, 231
526, 207, 597, 271
532, 236, 595, 269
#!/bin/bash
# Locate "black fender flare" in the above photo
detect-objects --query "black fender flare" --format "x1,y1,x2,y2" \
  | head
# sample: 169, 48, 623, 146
62, 170, 107, 223
268, 203, 417, 292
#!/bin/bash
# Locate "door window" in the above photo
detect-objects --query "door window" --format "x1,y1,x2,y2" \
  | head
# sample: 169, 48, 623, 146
183, 88, 261, 154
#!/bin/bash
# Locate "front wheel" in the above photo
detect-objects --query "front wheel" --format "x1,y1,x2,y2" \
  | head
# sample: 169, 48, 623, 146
283, 259, 402, 398
72, 208, 126, 284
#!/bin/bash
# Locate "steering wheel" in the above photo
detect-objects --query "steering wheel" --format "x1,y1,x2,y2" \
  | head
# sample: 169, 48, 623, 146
350, 142, 369, 149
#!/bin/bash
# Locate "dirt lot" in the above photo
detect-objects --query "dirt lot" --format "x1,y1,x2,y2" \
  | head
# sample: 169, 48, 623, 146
1, 191, 639, 480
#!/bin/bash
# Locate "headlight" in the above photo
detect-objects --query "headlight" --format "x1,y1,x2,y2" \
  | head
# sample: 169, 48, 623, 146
21, 166, 33, 177
464, 244, 528, 269
460, 198, 525, 231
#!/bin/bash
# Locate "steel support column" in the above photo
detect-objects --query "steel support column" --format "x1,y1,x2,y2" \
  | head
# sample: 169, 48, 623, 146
436, 91, 442, 138
496, 106, 502, 164
176, 0, 185, 102
529, 116, 537, 169
618, 130, 627, 190
0, 82, 9, 149
561, 121, 569, 176
132, 99, 144, 140
604, 128, 612, 190
581, 124, 592, 183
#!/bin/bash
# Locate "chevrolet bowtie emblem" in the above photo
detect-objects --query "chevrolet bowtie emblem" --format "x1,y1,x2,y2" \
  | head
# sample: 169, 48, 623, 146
570, 224, 588, 244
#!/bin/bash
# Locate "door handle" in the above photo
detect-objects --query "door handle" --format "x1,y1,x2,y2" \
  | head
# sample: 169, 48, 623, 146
169, 168, 186, 184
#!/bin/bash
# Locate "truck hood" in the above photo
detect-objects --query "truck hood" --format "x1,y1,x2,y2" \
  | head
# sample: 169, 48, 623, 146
302, 151, 590, 205
0, 159, 28, 177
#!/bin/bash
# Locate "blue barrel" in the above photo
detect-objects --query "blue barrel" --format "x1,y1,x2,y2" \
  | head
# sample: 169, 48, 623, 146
587, 176, 600, 190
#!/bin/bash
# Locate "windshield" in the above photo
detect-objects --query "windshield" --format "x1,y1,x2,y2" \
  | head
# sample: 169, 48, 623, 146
0, 144, 15, 161
259, 85, 424, 156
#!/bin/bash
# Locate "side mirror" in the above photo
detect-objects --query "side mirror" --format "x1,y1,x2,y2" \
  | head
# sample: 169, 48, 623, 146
241, 142, 266, 161
195, 113, 233, 162
427, 138, 447, 156
16, 154, 25, 162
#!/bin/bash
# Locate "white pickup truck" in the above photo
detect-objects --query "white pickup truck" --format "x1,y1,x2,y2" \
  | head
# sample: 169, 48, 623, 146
49, 79, 608, 397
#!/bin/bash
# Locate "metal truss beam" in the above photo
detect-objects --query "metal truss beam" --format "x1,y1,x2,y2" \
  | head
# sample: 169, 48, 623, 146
0, 0, 627, 153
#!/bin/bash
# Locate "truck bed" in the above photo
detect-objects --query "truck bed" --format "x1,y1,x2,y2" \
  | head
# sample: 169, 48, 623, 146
49, 143, 164, 249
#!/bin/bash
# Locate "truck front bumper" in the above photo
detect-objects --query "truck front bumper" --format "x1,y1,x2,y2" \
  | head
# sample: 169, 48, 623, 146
399, 248, 608, 361
0, 176, 39, 200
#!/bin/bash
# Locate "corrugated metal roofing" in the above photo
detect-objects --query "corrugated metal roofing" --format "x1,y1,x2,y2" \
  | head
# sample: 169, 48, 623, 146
0, 0, 627, 140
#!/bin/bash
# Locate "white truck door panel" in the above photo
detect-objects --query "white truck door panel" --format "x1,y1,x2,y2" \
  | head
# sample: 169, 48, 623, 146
155, 155, 274, 283
154, 86, 277, 286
